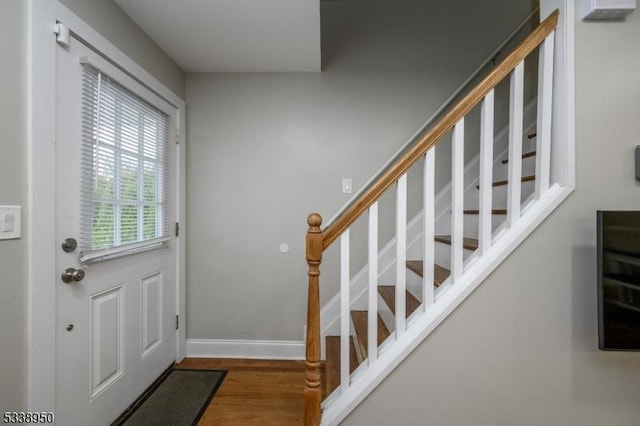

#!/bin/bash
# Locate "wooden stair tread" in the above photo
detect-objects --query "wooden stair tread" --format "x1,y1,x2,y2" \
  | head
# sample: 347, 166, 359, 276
405, 261, 450, 287
434, 235, 479, 251
463, 209, 507, 215
377, 286, 421, 317
351, 311, 390, 361
325, 335, 358, 396
476, 174, 535, 189
501, 151, 536, 164
528, 131, 537, 139
435, 264, 451, 286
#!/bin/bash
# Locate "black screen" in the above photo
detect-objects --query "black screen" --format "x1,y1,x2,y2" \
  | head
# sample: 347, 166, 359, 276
597, 211, 640, 351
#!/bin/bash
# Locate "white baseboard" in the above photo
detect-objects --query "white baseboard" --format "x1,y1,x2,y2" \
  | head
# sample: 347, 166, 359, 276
186, 338, 305, 360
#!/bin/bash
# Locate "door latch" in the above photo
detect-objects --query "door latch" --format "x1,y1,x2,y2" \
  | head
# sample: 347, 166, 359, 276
61, 268, 85, 284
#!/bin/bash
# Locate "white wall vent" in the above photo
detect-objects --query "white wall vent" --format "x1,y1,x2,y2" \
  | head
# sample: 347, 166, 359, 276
582, 0, 636, 20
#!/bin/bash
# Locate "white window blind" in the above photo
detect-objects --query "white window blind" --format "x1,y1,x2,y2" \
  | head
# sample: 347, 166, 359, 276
80, 63, 170, 262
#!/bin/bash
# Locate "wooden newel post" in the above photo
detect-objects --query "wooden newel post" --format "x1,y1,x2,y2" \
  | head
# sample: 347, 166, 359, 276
305, 213, 323, 426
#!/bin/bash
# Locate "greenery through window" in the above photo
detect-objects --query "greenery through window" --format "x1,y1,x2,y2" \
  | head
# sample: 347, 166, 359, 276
81, 64, 169, 255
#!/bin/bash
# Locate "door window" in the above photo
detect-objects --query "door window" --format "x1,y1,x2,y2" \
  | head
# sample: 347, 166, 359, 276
79, 64, 170, 261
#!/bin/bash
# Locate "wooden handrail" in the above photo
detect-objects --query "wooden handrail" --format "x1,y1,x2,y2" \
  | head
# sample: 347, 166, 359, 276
304, 10, 559, 424
321, 9, 559, 250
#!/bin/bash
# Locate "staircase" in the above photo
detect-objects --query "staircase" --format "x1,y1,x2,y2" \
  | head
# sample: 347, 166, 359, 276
303, 8, 574, 426
324, 263, 445, 396
323, 130, 539, 397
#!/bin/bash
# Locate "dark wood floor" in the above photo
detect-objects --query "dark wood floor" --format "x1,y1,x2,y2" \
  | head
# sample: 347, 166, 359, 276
176, 358, 307, 425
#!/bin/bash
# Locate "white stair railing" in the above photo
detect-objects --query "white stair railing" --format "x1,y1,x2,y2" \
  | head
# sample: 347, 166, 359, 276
422, 148, 435, 310
536, 33, 555, 197
478, 89, 495, 255
304, 10, 563, 426
451, 119, 465, 282
339, 230, 350, 393
395, 175, 408, 336
507, 62, 525, 227
367, 203, 379, 364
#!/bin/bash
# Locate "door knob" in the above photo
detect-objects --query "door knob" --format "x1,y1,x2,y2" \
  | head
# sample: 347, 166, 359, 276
61, 268, 85, 283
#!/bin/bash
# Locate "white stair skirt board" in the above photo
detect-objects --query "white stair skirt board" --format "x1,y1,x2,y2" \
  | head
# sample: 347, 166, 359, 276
186, 339, 305, 360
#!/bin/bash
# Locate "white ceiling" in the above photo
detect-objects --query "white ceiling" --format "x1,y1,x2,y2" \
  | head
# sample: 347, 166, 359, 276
114, 0, 321, 73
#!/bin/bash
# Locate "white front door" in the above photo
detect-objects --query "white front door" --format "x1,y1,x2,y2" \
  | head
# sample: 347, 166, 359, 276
54, 35, 178, 425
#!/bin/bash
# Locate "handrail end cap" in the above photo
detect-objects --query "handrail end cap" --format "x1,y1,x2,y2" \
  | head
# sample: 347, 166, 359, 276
307, 213, 323, 228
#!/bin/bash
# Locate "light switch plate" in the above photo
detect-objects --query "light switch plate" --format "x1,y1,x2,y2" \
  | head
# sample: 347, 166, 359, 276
342, 178, 353, 194
0, 206, 21, 240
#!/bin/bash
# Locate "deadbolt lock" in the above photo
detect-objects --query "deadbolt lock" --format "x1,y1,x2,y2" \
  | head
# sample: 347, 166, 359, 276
61, 238, 78, 253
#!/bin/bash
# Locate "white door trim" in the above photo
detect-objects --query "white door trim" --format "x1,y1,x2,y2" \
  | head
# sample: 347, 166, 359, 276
27, 0, 186, 412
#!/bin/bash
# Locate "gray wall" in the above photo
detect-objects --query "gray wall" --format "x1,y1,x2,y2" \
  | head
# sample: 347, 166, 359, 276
0, 0, 184, 412
343, 4, 640, 426
0, 0, 28, 413
185, 0, 536, 341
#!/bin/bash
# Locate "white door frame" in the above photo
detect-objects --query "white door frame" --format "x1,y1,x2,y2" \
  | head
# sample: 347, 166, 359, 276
27, 0, 186, 412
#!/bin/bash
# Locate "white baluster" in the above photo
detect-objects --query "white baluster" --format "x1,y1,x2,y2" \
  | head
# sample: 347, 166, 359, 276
396, 174, 407, 336
536, 32, 555, 198
451, 119, 464, 282
368, 203, 379, 363
340, 230, 350, 391
423, 149, 435, 309
507, 62, 524, 228
479, 90, 495, 255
